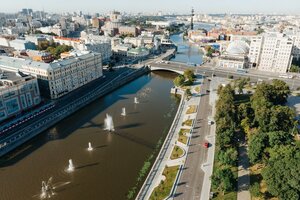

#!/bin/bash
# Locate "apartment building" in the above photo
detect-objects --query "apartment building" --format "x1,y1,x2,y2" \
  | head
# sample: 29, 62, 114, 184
0, 71, 41, 122
0, 51, 102, 99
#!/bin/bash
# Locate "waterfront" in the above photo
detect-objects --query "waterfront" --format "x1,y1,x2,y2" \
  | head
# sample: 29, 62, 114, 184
0, 71, 179, 200
170, 22, 217, 65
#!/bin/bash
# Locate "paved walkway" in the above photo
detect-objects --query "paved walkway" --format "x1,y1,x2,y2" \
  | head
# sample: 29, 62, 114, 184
237, 137, 251, 200
136, 76, 203, 200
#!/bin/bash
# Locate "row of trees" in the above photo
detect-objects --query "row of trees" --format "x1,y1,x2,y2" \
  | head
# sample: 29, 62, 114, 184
211, 84, 237, 194
238, 79, 300, 199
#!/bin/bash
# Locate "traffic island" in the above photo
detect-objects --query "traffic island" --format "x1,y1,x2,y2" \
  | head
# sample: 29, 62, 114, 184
186, 105, 197, 114
182, 119, 193, 126
149, 165, 180, 200
170, 146, 184, 160
178, 129, 189, 145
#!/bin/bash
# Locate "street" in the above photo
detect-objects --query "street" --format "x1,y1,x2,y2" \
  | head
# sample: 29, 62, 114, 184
174, 78, 211, 200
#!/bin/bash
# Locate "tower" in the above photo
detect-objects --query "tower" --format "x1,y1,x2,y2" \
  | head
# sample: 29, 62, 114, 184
191, 8, 194, 30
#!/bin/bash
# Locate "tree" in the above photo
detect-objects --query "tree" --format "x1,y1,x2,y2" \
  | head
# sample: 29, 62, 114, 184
271, 79, 290, 105
289, 64, 300, 73
183, 69, 195, 82
268, 106, 295, 132
267, 131, 294, 147
211, 167, 236, 193
217, 129, 234, 149
248, 132, 267, 164
262, 145, 300, 200
217, 147, 238, 166
173, 75, 185, 87
185, 88, 192, 99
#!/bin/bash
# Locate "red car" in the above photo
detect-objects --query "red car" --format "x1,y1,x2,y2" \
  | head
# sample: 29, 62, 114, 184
203, 142, 209, 148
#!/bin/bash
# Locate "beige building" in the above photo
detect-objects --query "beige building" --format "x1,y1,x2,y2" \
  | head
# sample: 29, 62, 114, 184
0, 71, 41, 122
0, 52, 102, 99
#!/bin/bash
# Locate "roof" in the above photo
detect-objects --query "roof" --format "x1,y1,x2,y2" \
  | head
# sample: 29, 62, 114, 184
226, 40, 249, 55
0, 52, 101, 71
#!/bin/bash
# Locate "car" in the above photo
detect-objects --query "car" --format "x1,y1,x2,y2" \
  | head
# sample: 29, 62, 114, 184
206, 90, 210, 93
208, 120, 213, 125
203, 142, 209, 148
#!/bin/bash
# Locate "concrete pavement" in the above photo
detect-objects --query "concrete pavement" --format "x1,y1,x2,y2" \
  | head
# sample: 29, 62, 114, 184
237, 138, 251, 200
173, 77, 211, 200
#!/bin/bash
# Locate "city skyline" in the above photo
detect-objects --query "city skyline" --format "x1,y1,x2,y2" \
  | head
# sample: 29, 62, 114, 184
1, 0, 300, 14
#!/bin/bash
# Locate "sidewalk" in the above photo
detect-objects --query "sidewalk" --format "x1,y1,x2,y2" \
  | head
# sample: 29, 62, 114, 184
136, 76, 202, 200
237, 138, 251, 200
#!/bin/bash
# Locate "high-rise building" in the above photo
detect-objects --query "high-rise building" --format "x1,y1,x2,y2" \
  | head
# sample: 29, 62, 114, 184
248, 36, 263, 67
255, 33, 293, 73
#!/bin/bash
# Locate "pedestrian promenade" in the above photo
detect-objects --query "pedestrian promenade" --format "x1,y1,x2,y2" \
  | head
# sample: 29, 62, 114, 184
136, 76, 202, 200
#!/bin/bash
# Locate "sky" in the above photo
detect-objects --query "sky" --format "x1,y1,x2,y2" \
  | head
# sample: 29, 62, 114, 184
1, 0, 300, 14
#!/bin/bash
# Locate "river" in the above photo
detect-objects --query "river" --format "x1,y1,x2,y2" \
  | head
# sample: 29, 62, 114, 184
0, 71, 179, 200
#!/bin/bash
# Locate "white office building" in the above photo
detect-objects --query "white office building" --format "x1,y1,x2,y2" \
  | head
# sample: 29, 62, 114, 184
256, 33, 293, 73
0, 52, 102, 99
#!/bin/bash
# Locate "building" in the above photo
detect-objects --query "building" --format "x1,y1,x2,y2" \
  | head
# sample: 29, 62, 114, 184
251, 33, 294, 73
56, 35, 112, 63
248, 36, 263, 67
91, 17, 100, 29
0, 51, 102, 99
124, 37, 144, 47
119, 26, 138, 37
9, 39, 36, 50
218, 40, 250, 69
25, 50, 54, 63
127, 47, 150, 59
0, 70, 41, 122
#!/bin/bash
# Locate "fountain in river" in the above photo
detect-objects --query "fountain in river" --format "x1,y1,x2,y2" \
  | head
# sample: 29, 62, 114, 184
134, 97, 139, 104
121, 107, 126, 116
67, 159, 75, 172
87, 142, 93, 151
40, 177, 54, 199
104, 114, 115, 132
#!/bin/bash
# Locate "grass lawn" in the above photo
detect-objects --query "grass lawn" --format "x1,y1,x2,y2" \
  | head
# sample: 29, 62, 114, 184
170, 146, 184, 160
178, 129, 190, 145
195, 86, 201, 93
182, 119, 193, 126
186, 105, 197, 114
212, 191, 237, 200
149, 165, 180, 200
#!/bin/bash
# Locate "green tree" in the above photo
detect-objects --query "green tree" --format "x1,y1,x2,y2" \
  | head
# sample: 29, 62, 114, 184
173, 75, 185, 87
268, 106, 295, 132
271, 79, 290, 105
248, 132, 267, 164
289, 64, 300, 73
183, 69, 195, 82
217, 129, 234, 149
267, 131, 294, 147
217, 147, 238, 166
211, 167, 236, 193
262, 145, 300, 200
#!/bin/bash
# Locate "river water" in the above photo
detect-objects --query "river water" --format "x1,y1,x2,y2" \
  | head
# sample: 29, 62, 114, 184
170, 22, 217, 65
0, 71, 179, 200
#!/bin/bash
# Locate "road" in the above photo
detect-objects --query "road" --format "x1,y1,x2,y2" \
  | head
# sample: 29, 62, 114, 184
174, 78, 211, 200
148, 60, 300, 89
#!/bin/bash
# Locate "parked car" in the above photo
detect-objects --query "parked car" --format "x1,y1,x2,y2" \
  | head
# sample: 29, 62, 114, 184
203, 142, 209, 148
